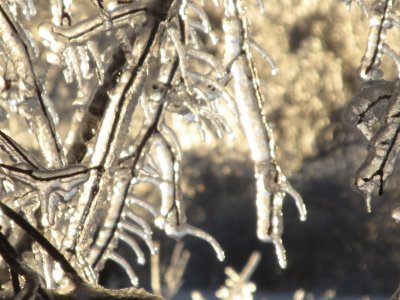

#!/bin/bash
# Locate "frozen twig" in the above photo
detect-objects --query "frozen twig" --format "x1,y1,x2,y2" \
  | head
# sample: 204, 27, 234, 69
223, 0, 306, 268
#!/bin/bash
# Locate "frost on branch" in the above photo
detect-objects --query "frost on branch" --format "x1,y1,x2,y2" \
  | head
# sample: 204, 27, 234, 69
222, 0, 306, 268
346, 0, 400, 212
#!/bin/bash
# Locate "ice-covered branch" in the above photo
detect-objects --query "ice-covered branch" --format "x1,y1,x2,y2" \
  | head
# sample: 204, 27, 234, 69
223, 0, 306, 268
0, 2, 64, 168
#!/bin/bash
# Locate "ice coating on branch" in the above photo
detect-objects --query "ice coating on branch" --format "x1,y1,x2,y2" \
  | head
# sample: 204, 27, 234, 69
345, 0, 400, 214
0, 164, 90, 227
223, 0, 306, 268
346, 79, 400, 211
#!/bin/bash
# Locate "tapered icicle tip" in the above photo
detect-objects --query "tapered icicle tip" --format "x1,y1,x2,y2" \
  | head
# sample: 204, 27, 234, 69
217, 250, 225, 262
364, 192, 372, 213
167, 223, 225, 261
273, 238, 287, 269
285, 183, 307, 222
137, 256, 146, 265
392, 206, 400, 223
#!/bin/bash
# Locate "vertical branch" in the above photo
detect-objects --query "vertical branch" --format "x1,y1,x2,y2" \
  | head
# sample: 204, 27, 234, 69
223, 0, 306, 268
63, 3, 175, 281
0, 2, 64, 168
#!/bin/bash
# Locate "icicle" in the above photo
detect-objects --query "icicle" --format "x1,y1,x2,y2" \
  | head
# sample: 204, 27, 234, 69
164, 222, 225, 262
109, 252, 139, 287
284, 183, 307, 221
198, 106, 231, 138
167, 28, 192, 96
126, 196, 158, 218
187, 1, 213, 33
120, 221, 158, 255
249, 39, 278, 76
255, 186, 272, 242
187, 20, 219, 44
150, 133, 224, 261
42, 94, 59, 126
65, 47, 83, 87
187, 48, 225, 78
87, 41, 104, 84
187, 71, 234, 105
144, 152, 161, 176
188, 26, 202, 49
365, 192, 372, 213
62, 49, 75, 84
194, 85, 238, 120
137, 174, 163, 187
151, 134, 178, 218
3, 178, 15, 193
123, 210, 152, 236
270, 193, 287, 269
119, 232, 146, 265
77, 46, 90, 79
116, 29, 133, 54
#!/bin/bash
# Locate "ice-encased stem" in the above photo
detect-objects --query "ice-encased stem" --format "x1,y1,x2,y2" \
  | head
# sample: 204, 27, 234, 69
0, 2, 64, 168
64, 22, 154, 257
223, 0, 306, 268
64, 2, 176, 280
